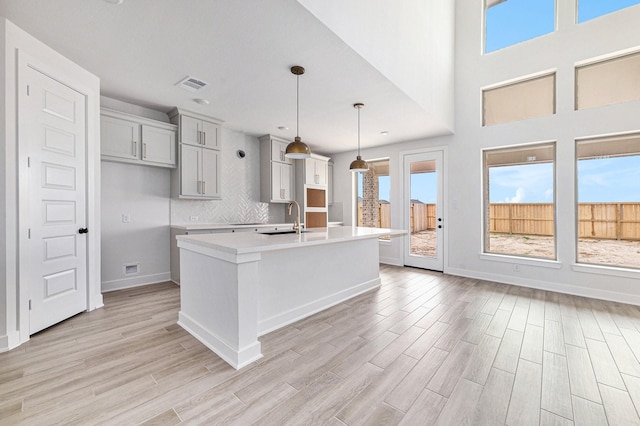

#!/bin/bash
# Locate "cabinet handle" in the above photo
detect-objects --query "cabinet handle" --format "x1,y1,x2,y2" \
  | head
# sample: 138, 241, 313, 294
142, 143, 147, 159
280, 151, 284, 162
132, 141, 137, 156
202, 131, 206, 146
197, 181, 201, 194
202, 181, 206, 194
280, 188, 284, 199
197, 130, 202, 145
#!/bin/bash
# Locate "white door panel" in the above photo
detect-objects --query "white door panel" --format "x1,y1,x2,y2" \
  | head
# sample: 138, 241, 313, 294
21, 64, 88, 334
403, 151, 444, 271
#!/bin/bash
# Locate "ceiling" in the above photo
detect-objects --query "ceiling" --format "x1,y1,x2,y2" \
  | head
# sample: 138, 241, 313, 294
0, 0, 454, 154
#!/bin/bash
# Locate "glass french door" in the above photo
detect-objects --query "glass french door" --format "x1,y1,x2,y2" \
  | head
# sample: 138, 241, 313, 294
403, 151, 444, 271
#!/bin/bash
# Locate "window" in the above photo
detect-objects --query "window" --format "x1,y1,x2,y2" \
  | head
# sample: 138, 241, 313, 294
578, 0, 640, 23
483, 73, 556, 126
576, 134, 640, 269
356, 159, 390, 237
485, 0, 555, 53
484, 143, 556, 259
575, 51, 640, 110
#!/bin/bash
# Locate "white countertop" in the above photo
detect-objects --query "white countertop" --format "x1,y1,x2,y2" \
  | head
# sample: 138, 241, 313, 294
176, 226, 405, 255
172, 222, 344, 231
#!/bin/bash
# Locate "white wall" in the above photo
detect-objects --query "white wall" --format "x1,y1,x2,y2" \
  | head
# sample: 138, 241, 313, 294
0, 18, 102, 351
101, 161, 171, 291
331, 2, 640, 304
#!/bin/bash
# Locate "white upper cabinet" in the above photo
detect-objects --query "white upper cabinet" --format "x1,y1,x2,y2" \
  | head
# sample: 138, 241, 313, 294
270, 139, 293, 165
100, 108, 177, 168
260, 135, 294, 203
180, 113, 220, 149
304, 155, 329, 186
169, 108, 223, 199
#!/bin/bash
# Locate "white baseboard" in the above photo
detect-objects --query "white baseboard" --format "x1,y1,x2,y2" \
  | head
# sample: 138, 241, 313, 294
380, 256, 403, 266
257, 277, 381, 336
102, 272, 172, 292
0, 330, 21, 353
446, 266, 640, 306
178, 311, 263, 370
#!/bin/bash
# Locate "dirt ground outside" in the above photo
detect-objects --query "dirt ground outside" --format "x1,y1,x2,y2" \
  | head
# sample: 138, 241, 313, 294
410, 229, 640, 269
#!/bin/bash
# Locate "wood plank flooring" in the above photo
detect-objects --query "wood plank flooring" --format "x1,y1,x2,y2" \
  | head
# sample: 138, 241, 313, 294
2, 265, 640, 424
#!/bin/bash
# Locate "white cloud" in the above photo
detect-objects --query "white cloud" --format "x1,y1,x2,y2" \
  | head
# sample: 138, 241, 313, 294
544, 189, 553, 199
506, 187, 525, 203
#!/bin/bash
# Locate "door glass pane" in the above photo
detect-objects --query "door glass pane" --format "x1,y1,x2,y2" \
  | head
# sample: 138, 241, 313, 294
409, 160, 437, 258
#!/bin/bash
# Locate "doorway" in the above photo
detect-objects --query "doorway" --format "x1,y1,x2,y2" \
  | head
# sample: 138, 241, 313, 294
403, 151, 444, 271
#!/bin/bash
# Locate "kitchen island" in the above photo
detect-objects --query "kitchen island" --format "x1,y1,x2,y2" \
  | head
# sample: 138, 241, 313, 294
176, 226, 405, 369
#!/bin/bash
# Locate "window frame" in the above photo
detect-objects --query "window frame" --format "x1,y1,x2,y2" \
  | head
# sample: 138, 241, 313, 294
482, 141, 558, 261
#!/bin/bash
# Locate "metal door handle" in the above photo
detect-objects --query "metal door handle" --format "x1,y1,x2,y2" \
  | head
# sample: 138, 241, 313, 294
78, 228, 88, 234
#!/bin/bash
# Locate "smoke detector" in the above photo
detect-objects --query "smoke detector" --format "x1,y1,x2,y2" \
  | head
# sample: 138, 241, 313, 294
176, 76, 209, 92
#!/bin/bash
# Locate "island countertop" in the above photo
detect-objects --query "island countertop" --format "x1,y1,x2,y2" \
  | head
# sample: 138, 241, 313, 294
176, 226, 405, 256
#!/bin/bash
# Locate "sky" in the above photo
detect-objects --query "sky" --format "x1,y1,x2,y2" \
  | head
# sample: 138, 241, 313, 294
486, 0, 640, 52
489, 155, 640, 203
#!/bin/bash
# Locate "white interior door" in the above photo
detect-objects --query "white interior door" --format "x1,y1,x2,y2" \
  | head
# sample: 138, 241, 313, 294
21, 64, 88, 334
403, 151, 444, 271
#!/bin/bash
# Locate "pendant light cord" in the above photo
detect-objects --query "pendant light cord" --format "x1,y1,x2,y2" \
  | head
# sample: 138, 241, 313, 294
357, 106, 361, 156
296, 74, 300, 138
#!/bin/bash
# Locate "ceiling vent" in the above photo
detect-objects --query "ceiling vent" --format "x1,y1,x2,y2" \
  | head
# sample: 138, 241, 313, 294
176, 76, 208, 92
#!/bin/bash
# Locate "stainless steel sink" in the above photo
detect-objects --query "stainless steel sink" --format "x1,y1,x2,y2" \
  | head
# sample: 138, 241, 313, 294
259, 229, 309, 235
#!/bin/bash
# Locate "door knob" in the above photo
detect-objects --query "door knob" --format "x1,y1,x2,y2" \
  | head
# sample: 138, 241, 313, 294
78, 228, 88, 234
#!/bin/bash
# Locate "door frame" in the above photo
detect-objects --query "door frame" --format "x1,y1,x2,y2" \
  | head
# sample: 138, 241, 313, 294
16, 49, 103, 345
399, 146, 448, 272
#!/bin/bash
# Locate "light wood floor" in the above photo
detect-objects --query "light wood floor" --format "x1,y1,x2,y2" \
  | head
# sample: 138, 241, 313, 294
2, 265, 640, 425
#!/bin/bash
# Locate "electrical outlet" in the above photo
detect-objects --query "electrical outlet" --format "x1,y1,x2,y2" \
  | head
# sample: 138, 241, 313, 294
122, 214, 131, 223
189, 215, 198, 222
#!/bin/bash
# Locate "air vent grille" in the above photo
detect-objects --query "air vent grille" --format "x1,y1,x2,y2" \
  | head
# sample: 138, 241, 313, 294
176, 76, 208, 92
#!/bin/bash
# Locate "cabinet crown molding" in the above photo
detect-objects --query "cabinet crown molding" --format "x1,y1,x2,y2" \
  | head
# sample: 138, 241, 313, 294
100, 107, 176, 130
168, 107, 224, 125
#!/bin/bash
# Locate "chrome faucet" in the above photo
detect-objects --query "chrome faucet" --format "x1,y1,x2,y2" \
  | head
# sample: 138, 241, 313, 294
288, 200, 301, 234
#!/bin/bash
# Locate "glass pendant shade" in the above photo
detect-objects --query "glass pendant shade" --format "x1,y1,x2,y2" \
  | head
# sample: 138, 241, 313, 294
285, 65, 311, 159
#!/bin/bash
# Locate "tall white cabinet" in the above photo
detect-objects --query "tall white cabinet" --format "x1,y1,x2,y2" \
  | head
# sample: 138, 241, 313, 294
169, 108, 223, 199
259, 135, 294, 203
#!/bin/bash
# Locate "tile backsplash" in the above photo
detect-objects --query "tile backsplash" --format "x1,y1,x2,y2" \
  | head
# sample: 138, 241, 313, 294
171, 128, 285, 224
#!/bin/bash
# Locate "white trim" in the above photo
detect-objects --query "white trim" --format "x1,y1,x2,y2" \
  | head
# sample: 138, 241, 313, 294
101, 272, 173, 292
572, 263, 640, 279
479, 253, 563, 269
447, 266, 640, 306
257, 277, 381, 336
0, 330, 21, 353
380, 257, 403, 266
178, 311, 262, 370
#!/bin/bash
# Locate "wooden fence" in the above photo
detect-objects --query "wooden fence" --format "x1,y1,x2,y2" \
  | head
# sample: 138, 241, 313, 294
490, 202, 640, 241
359, 202, 640, 241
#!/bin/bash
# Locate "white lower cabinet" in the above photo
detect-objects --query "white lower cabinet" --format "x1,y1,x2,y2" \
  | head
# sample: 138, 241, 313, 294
180, 145, 220, 198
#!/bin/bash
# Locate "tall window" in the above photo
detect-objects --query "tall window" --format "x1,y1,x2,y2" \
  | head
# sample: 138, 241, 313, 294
577, 134, 640, 269
356, 159, 390, 235
578, 0, 640, 23
484, 143, 556, 259
485, 0, 555, 53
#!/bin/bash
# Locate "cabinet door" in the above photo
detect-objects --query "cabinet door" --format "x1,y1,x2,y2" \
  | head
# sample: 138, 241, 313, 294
271, 139, 292, 164
281, 162, 293, 200
201, 148, 220, 198
271, 162, 293, 201
180, 115, 201, 147
328, 163, 334, 204
201, 120, 220, 150
141, 125, 176, 167
305, 158, 317, 185
316, 160, 328, 186
180, 144, 201, 197
101, 115, 139, 160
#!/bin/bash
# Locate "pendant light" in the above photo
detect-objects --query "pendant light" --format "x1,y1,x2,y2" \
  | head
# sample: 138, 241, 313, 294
350, 103, 368, 172
285, 65, 311, 159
